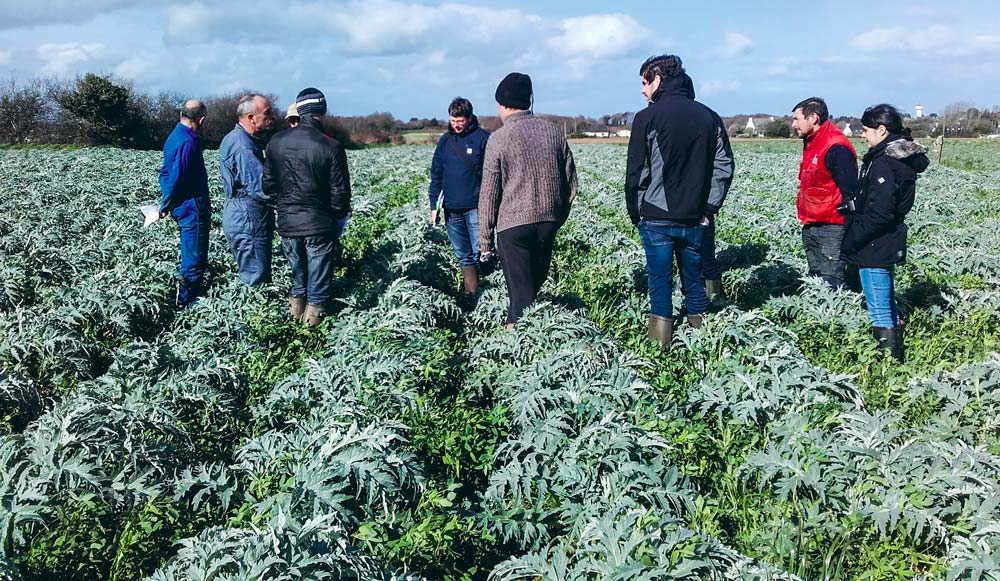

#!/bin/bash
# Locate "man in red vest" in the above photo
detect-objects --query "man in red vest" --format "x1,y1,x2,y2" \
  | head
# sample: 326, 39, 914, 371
791, 97, 858, 289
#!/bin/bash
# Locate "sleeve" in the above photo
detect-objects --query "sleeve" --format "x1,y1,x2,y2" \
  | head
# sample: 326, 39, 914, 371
706, 118, 735, 215
478, 137, 503, 253
329, 144, 352, 218
428, 138, 444, 209
562, 139, 578, 210
262, 144, 278, 199
826, 145, 859, 202
624, 112, 647, 226
842, 161, 896, 254
237, 146, 270, 205
158, 138, 191, 213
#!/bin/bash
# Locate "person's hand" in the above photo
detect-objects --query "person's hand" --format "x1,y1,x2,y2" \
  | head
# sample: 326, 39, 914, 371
700, 216, 710, 226
159, 210, 168, 219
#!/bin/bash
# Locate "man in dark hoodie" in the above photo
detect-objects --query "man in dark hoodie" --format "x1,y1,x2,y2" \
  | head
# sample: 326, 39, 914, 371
263, 88, 352, 326
429, 97, 490, 293
626, 54, 734, 348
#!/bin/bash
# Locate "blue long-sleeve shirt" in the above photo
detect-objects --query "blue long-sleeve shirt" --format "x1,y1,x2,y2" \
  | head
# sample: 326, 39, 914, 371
159, 123, 209, 213
219, 124, 269, 204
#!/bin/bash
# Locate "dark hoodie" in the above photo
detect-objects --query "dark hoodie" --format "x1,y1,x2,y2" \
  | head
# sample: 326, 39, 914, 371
842, 134, 929, 268
429, 115, 490, 211
625, 73, 733, 225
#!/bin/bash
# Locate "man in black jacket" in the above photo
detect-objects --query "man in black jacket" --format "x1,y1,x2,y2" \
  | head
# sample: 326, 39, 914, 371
626, 54, 734, 348
263, 88, 352, 325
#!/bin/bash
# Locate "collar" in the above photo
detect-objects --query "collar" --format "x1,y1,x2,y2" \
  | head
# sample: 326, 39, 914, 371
502, 110, 532, 125
650, 73, 696, 103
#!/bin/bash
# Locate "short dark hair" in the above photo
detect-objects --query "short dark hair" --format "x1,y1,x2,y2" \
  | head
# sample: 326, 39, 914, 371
448, 97, 473, 118
640, 54, 684, 83
792, 97, 828, 124
861, 103, 906, 135
180, 100, 207, 121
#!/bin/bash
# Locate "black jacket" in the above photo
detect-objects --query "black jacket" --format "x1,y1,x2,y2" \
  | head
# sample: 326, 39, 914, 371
263, 115, 352, 238
625, 74, 734, 225
843, 135, 929, 268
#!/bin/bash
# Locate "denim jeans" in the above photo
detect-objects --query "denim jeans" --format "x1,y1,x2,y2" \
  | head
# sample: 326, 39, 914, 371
281, 233, 337, 306
445, 208, 480, 268
172, 196, 210, 307
802, 223, 846, 289
702, 215, 721, 280
639, 219, 707, 318
859, 267, 899, 327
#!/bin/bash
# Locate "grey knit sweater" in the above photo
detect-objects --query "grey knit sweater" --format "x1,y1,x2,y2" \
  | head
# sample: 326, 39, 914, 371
478, 111, 578, 252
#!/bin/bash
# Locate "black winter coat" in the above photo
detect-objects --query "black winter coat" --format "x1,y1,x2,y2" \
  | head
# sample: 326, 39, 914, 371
842, 135, 929, 268
263, 115, 352, 238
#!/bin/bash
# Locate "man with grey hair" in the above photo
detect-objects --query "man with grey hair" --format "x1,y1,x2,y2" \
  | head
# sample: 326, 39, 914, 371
159, 98, 210, 308
220, 93, 275, 286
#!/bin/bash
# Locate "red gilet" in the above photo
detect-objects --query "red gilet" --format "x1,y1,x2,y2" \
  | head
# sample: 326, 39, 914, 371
797, 120, 856, 225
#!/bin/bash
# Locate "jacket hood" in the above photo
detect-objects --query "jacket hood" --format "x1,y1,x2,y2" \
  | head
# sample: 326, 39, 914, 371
448, 114, 481, 136
866, 135, 929, 173
651, 73, 696, 102
298, 114, 324, 130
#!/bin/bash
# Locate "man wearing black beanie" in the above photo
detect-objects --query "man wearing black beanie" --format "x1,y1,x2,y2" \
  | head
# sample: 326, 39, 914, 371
263, 87, 352, 326
479, 72, 578, 327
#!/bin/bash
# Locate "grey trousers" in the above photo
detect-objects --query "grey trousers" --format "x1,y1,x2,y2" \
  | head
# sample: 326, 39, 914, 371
802, 223, 846, 289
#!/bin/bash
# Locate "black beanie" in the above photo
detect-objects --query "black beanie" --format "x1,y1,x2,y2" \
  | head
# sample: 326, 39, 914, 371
495, 72, 532, 110
296, 87, 327, 116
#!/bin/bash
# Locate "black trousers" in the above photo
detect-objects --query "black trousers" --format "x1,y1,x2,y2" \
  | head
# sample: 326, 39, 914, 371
497, 221, 559, 324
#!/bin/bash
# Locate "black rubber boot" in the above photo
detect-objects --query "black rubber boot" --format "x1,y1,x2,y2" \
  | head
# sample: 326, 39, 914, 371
873, 326, 905, 363
648, 315, 674, 349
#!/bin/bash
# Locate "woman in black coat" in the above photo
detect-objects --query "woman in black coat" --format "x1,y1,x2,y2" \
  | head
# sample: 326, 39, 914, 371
842, 104, 929, 362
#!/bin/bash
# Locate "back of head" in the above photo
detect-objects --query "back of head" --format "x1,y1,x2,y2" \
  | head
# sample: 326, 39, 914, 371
180, 99, 207, 121
296, 87, 327, 117
793, 97, 829, 124
495, 73, 533, 111
640, 54, 684, 83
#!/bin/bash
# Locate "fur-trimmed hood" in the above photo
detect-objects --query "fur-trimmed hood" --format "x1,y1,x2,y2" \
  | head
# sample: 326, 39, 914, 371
886, 138, 928, 160
864, 135, 929, 174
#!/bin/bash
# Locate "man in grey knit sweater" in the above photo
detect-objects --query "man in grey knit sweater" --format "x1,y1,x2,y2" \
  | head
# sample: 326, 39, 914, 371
479, 72, 577, 326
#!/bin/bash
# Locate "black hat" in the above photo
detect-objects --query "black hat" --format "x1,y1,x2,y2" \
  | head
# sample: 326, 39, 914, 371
495, 72, 532, 110
296, 87, 327, 116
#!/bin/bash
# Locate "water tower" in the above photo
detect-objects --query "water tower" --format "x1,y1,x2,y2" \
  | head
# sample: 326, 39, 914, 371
915, 105, 924, 119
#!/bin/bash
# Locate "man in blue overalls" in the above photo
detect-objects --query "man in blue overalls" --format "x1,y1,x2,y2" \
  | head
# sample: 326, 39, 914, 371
159, 99, 210, 308
220, 94, 275, 286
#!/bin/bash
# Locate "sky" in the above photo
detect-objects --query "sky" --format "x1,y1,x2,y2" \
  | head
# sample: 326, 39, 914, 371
1, 0, 998, 120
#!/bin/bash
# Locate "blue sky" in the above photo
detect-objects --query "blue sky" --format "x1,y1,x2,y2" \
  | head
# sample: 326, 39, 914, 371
1, 0, 997, 119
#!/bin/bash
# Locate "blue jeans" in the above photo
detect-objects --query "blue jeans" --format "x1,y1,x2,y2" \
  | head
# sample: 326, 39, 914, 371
859, 267, 899, 327
445, 208, 480, 267
281, 233, 336, 306
172, 197, 210, 307
639, 219, 708, 318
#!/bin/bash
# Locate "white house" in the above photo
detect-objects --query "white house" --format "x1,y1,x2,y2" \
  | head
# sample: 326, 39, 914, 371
745, 116, 775, 137
615, 129, 632, 138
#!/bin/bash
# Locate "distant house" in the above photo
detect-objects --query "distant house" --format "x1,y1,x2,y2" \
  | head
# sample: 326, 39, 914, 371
745, 116, 775, 137
839, 120, 863, 137
581, 123, 612, 138
615, 129, 632, 138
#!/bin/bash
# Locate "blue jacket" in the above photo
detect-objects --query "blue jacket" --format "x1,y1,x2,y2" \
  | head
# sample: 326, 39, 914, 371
220, 124, 272, 240
428, 116, 489, 211
159, 123, 210, 213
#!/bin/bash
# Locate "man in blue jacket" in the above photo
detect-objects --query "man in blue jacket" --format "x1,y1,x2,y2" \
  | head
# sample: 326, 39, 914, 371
220, 94, 275, 286
159, 99, 210, 308
429, 97, 490, 294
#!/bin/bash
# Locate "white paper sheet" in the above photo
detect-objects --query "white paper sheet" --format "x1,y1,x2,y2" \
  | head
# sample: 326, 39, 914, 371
139, 205, 161, 228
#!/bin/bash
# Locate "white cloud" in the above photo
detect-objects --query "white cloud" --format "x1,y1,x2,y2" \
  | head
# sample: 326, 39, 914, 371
0, 50, 11, 65
700, 80, 741, 97
852, 25, 1000, 56
548, 14, 650, 59
36, 42, 106, 76
711, 32, 754, 58
0, 0, 156, 30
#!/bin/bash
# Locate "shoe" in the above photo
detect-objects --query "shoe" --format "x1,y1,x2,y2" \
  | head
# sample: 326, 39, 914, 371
461, 266, 479, 294
873, 326, 905, 363
705, 279, 722, 301
687, 314, 704, 329
648, 314, 673, 349
288, 297, 306, 321
302, 303, 326, 327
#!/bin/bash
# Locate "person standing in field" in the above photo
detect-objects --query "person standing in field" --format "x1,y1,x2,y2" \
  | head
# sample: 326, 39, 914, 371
843, 104, 928, 362
429, 97, 490, 294
159, 99, 210, 308
263, 88, 352, 326
286, 102, 299, 128
790, 97, 858, 290
479, 72, 577, 327
220, 94, 275, 286
626, 54, 733, 348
